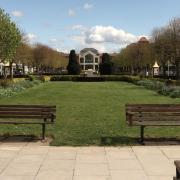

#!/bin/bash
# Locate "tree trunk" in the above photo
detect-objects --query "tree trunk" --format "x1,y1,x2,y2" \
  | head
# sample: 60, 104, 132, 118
22, 63, 25, 75
3, 66, 7, 79
131, 65, 134, 75
10, 62, 13, 79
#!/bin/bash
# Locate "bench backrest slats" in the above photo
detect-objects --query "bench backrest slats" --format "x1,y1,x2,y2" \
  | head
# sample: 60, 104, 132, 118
0, 105, 56, 121
126, 104, 180, 126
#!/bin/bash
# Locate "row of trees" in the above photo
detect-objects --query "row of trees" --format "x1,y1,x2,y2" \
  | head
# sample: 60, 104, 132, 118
14, 43, 68, 74
0, 8, 67, 77
113, 40, 153, 75
113, 17, 180, 79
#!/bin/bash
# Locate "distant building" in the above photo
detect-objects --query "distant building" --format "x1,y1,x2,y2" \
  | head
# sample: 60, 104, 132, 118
78, 48, 100, 72
138, 37, 149, 44
127, 37, 149, 48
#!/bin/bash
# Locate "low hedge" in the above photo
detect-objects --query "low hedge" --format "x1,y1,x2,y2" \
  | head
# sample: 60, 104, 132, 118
50, 75, 140, 83
51, 75, 79, 81
73, 76, 105, 82
38, 75, 51, 82
101, 75, 140, 83
12, 78, 26, 83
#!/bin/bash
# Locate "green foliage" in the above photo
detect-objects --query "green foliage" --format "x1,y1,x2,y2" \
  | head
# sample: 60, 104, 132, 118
136, 79, 180, 98
0, 8, 21, 62
0, 79, 13, 88
0, 80, 41, 97
27, 75, 36, 81
99, 53, 113, 75
136, 80, 164, 91
67, 50, 80, 75
38, 75, 51, 82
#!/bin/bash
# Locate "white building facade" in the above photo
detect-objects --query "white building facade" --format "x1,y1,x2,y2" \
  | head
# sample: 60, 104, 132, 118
79, 48, 101, 72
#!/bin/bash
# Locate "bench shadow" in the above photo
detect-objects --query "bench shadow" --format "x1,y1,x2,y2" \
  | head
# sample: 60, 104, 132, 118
0, 135, 40, 143
100, 136, 180, 146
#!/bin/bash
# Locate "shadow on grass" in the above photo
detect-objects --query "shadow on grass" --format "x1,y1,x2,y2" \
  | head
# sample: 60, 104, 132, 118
100, 136, 180, 146
0, 135, 39, 143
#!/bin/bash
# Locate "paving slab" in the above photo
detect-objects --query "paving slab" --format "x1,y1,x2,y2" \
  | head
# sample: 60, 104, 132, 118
110, 170, 148, 180
108, 159, 143, 170
2, 162, 40, 176
74, 163, 109, 176
0, 176, 34, 180
40, 159, 75, 171
73, 176, 111, 180
35, 169, 73, 180
0, 140, 179, 180
148, 176, 173, 180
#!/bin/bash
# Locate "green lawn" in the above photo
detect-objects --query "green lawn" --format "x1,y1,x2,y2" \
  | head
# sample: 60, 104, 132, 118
0, 81, 180, 146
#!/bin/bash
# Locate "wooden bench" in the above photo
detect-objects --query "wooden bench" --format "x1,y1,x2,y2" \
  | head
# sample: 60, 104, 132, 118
0, 105, 56, 140
125, 104, 180, 144
174, 161, 180, 180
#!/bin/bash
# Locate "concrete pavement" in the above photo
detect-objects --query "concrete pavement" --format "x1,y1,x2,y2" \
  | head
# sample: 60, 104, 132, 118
0, 138, 179, 180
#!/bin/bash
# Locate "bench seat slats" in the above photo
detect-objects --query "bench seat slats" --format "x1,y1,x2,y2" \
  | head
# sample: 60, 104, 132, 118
131, 121, 180, 126
0, 108, 56, 112
132, 116, 180, 121
0, 111, 53, 115
0, 115, 47, 119
0, 105, 56, 107
127, 112, 180, 116
0, 121, 54, 124
126, 104, 180, 107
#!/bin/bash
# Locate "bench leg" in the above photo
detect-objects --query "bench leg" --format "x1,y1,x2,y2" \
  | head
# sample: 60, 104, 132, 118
42, 124, 46, 140
140, 126, 145, 145
177, 168, 180, 179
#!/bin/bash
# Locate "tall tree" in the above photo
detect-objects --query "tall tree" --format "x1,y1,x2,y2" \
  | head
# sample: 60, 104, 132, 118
99, 53, 113, 75
67, 50, 80, 75
14, 42, 34, 74
0, 8, 21, 77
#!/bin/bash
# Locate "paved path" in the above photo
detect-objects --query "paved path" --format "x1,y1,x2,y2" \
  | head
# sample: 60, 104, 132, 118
0, 138, 179, 180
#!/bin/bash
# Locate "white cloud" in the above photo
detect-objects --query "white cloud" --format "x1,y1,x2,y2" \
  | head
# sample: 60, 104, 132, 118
12, 10, 24, 17
84, 26, 137, 44
71, 25, 140, 53
71, 25, 87, 31
49, 38, 57, 43
83, 3, 93, 10
24, 33, 37, 42
68, 9, 76, 16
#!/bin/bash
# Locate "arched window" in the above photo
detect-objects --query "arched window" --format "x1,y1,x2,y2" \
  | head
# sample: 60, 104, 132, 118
85, 54, 94, 63
95, 58, 98, 63
80, 57, 84, 63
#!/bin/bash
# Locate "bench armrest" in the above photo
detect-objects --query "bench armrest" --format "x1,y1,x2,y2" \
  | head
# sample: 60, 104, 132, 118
126, 111, 135, 126
126, 111, 135, 116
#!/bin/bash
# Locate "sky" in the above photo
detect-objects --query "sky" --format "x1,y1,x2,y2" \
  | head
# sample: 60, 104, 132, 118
0, 0, 180, 53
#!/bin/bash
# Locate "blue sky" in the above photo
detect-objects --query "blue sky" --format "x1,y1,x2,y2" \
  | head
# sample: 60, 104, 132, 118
0, 0, 180, 53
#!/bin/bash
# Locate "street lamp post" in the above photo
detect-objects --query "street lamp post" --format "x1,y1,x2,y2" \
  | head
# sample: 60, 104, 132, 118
153, 61, 160, 77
